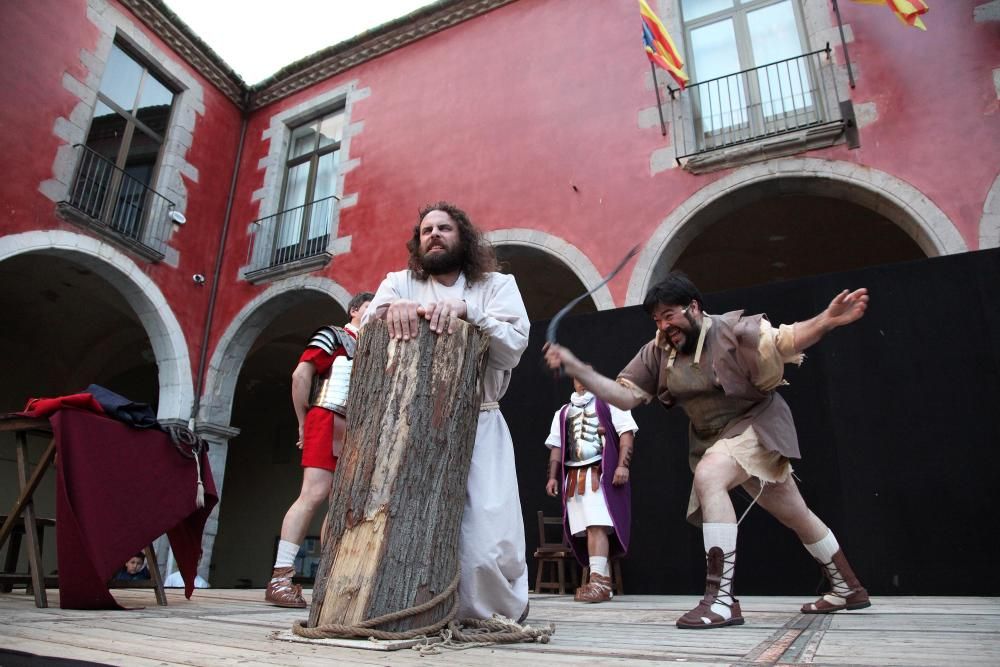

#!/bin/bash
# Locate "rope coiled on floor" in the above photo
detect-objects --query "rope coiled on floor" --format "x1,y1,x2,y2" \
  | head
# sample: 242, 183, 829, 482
290, 573, 555, 650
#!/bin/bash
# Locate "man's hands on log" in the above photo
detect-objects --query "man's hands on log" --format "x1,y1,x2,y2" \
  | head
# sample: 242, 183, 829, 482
385, 298, 469, 340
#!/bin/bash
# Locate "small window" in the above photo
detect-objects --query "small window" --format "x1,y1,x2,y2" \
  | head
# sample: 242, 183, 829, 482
69, 43, 176, 246
271, 109, 344, 266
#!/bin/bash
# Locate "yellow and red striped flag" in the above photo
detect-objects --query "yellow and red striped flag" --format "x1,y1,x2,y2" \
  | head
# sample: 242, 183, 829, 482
852, 0, 929, 31
639, 0, 688, 89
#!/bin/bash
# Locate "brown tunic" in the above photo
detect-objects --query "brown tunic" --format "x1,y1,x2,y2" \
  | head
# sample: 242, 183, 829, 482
617, 311, 801, 461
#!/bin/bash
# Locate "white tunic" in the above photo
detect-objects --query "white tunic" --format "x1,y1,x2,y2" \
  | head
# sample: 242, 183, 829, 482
364, 270, 530, 621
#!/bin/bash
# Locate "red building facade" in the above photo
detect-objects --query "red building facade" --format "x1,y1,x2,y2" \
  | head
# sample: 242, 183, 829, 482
2, 0, 998, 585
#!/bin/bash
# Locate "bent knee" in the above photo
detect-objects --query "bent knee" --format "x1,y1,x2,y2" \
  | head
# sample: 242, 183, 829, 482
693, 454, 745, 492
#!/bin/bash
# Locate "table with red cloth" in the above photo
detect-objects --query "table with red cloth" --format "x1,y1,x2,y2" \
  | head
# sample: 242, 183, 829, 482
2, 406, 218, 609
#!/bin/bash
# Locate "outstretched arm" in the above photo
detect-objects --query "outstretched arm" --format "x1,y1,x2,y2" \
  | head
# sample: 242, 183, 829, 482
791, 288, 869, 352
543, 343, 642, 411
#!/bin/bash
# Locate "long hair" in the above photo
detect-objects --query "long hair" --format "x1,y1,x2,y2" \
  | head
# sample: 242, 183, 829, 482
407, 201, 498, 283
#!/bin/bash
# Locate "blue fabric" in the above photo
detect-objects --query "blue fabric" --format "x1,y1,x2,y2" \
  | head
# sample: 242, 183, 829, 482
85, 384, 158, 429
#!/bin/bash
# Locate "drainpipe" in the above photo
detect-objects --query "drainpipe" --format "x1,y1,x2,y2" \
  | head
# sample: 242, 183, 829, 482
190, 111, 248, 429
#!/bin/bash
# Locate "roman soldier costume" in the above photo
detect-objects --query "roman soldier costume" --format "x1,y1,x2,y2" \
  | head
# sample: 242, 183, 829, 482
546, 391, 636, 603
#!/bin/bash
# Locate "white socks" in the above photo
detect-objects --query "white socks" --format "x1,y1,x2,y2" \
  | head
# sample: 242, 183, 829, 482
589, 556, 609, 577
274, 540, 300, 570
804, 530, 850, 597
703, 522, 738, 620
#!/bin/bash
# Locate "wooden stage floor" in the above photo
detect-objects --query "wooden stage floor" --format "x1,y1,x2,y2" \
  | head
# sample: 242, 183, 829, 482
1, 589, 997, 666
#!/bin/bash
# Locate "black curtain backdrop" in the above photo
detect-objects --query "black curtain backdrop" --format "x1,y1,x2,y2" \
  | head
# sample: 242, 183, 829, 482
501, 248, 1000, 596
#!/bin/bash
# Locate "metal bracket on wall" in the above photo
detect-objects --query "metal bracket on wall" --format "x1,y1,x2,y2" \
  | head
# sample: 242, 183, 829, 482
839, 100, 860, 149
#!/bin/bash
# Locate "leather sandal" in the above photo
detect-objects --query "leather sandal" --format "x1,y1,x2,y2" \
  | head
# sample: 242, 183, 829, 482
265, 566, 307, 608
676, 596, 744, 629
574, 573, 613, 603
801, 549, 871, 614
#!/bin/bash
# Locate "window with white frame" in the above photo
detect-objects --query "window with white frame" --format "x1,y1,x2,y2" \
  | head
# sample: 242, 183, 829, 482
271, 109, 345, 266
680, 0, 814, 140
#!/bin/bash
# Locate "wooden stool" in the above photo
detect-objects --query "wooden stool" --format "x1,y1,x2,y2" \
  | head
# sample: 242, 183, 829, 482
581, 556, 625, 596
532, 511, 579, 594
0, 515, 57, 595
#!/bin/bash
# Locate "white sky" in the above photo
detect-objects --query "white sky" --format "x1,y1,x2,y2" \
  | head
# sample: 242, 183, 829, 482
163, 0, 438, 84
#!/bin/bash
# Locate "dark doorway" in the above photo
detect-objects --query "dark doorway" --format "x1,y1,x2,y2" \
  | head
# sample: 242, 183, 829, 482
662, 181, 927, 293
211, 295, 347, 587
496, 245, 596, 321
0, 252, 157, 576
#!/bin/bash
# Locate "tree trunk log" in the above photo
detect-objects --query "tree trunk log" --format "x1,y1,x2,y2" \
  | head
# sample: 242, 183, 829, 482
307, 318, 489, 632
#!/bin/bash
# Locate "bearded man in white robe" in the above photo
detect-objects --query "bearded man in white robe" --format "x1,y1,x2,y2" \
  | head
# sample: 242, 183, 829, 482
363, 201, 530, 622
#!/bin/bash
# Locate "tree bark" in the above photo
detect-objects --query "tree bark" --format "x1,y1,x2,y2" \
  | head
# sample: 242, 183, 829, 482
308, 318, 489, 631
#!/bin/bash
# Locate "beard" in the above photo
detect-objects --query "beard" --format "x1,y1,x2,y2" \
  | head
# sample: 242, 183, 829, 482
666, 310, 701, 355
419, 244, 463, 275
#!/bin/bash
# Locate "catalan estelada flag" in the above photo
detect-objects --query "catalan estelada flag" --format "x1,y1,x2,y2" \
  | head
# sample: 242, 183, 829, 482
639, 0, 688, 89
852, 0, 929, 30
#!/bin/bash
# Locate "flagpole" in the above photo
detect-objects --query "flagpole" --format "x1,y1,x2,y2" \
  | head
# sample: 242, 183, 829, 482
830, 0, 856, 88
649, 61, 667, 136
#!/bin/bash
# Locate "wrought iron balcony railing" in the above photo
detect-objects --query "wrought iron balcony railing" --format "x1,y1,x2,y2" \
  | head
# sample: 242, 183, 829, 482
62, 144, 176, 258
245, 195, 339, 277
670, 46, 846, 163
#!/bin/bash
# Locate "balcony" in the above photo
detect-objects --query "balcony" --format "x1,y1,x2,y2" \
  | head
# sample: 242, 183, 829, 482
243, 195, 339, 282
670, 46, 856, 173
57, 145, 177, 261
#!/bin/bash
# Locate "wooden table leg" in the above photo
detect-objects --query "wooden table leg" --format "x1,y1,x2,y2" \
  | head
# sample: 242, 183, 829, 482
0, 438, 55, 550
1, 526, 24, 593
17, 432, 48, 608
143, 545, 168, 606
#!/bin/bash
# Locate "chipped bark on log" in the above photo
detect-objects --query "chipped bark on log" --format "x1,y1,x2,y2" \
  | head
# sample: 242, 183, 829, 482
307, 318, 490, 631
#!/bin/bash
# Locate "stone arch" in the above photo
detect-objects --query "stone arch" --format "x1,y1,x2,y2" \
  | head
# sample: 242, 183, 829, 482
626, 158, 967, 304
198, 276, 351, 427
0, 230, 193, 419
487, 229, 616, 310
980, 170, 1000, 250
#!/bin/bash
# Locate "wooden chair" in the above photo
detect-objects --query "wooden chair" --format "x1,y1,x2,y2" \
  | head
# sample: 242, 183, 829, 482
532, 511, 579, 594
581, 555, 625, 596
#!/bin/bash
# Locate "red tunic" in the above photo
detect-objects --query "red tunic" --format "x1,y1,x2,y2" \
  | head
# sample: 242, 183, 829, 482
298, 346, 346, 471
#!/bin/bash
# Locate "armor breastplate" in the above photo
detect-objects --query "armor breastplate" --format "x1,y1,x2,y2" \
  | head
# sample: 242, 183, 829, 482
565, 405, 603, 466
310, 356, 353, 415
306, 324, 357, 416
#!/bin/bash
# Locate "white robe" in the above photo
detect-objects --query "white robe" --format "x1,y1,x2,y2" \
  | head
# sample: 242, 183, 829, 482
364, 269, 530, 620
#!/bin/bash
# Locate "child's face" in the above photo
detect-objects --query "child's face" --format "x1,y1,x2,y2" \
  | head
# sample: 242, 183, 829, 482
125, 556, 144, 574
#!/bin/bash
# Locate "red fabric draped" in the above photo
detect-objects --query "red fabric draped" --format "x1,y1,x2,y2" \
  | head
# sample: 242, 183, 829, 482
46, 409, 217, 608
